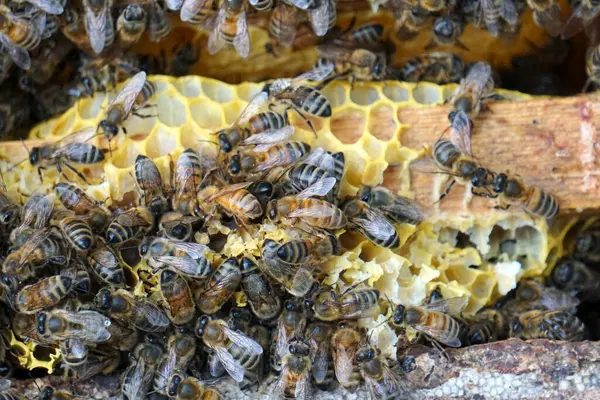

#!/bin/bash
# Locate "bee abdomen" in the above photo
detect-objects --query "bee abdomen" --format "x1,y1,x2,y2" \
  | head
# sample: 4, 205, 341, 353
296, 86, 332, 117
433, 139, 460, 169
277, 239, 310, 264
62, 219, 93, 251
289, 163, 332, 190
106, 223, 133, 244
527, 188, 559, 219
67, 144, 106, 164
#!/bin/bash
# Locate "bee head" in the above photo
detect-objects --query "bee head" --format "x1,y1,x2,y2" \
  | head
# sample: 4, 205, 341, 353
95, 288, 113, 310
228, 154, 241, 175
168, 373, 183, 397
218, 133, 233, 153
160, 269, 176, 284
492, 173, 508, 193
357, 185, 372, 202
575, 233, 596, 256
37, 312, 47, 335
355, 347, 376, 363
433, 17, 454, 39
124, 3, 145, 21
472, 167, 489, 188
99, 120, 119, 138
504, 177, 522, 198
550, 258, 576, 288
40, 386, 54, 400
266, 200, 278, 221
0, 206, 17, 225
195, 315, 210, 338
393, 305, 405, 325
170, 223, 189, 240
240, 257, 255, 272
29, 147, 40, 165
510, 317, 523, 337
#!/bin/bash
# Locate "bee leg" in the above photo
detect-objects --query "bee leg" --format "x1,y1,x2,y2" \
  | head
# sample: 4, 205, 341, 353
471, 187, 498, 199
290, 107, 317, 137
436, 179, 456, 203
37, 166, 46, 183
61, 162, 90, 185
429, 338, 451, 361
494, 204, 511, 211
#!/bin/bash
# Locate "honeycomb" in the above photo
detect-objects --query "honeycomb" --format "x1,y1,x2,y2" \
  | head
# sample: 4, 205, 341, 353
0, 76, 574, 370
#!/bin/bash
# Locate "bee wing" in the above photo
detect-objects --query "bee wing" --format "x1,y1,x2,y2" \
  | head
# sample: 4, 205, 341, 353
83, 0, 109, 54
449, 110, 472, 157
539, 288, 580, 311
295, 177, 337, 199
172, 242, 211, 258
241, 126, 295, 148
295, 368, 312, 400
208, 8, 226, 55
108, 71, 147, 116
206, 182, 253, 201
0, 34, 30, 70
294, 63, 334, 82
287, 204, 336, 219
413, 323, 461, 347
308, 0, 330, 36
136, 156, 163, 189
285, 0, 310, 10
52, 127, 98, 149
135, 298, 171, 328
165, 0, 184, 10
275, 319, 290, 360
114, 210, 152, 228
561, 5, 600, 39
214, 346, 245, 382
424, 297, 468, 315
223, 326, 264, 355
334, 346, 356, 384
381, 197, 424, 224
234, 11, 250, 58
462, 62, 492, 99
350, 206, 397, 241
58, 310, 112, 342
312, 342, 330, 383
153, 256, 209, 278
13, 228, 53, 265
181, 0, 210, 22
236, 92, 269, 124
27, 0, 64, 14
499, 0, 518, 25
0, 379, 10, 391
302, 147, 336, 174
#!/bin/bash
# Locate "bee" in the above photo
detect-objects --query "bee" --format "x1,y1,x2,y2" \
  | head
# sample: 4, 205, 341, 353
514, 278, 579, 313
272, 299, 308, 372
20, 36, 72, 87
509, 310, 588, 341
574, 221, 600, 266
357, 185, 424, 225
314, 47, 388, 83
140, 237, 212, 278
228, 142, 311, 178
395, 7, 430, 41
146, 0, 172, 42
273, 338, 312, 400
11, 192, 53, 244
95, 287, 170, 332
283, 147, 344, 201
260, 239, 320, 297
550, 258, 600, 302
122, 341, 164, 400
240, 257, 282, 321
584, 43, 600, 92
59, 338, 88, 367
37, 309, 112, 343
134, 155, 168, 216
392, 296, 467, 348
60, 7, 89, 51
154, 332, 197, 395
339, 286, 381, 319
82, 0, 114, 54
180, 0, 218, 25
23, 127, 106, 184
207, 0, 249, 58
475, 0, 519, 37
356, 345, 406, 399
427, 15, 468, 50
172, 148, 205, 216
159, 269, 195, 325
159, 212, 202, 242
275, 233, 341, 265
267, 177, 346, 230
268, 1, 300, 48
63, 347, 120, 379
307, 322, 336, 390
116, 3, 147, 48
52, 211, 94, 252
561, 0, 600, 39
106, 206, 153, 244
287, 0, 332, 37
204, 182, 264, 224
226, 307, 264, 389
466, 308, 507, 345
448, 62, 495, 122
55, 183, 109, 231
0, 6, 40, 70
343, 199, 399, 248
86, 240, 126, 287
97, 71, 148, 147
195, 316, 263, 383
14, 275, 72, 314
331, 320, 362, 392
196, 257, 241, 314
166, 372, 222, 400
525, 0, 562, 37
487, 173, 560, 219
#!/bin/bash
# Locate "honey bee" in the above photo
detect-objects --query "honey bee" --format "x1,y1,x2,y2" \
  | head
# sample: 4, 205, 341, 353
159, 269, 195, 325
273, 338, 312, 400
86, 240, 126, 287
392, 297, 467, 348
395, 7, 430, 41
195, 316, 263, 383
331, 320, 361, 392
96, 71, 148, 147
487, 173, 560, 219
339, 286, 381, 319
62, 347, 120, 379
560, 0, 600, 39
173, 148, 206, 216
465, 308, 507, 345
525, 0, 561, 37
20, 36, 73, 87
226, 307, 264, 389
146, 0, 172, 42
204, 182, 264, 224
343, 199, 399, 248
240, 257, 282, 321
21, 127, 106, 184
0, 5, 41, 70
55, 182, 110, 231
154, 332, 197, 395
550, 258, 600, 302
514, 278, 579, 313
509, 310, 588, 341
122, 341, 164, 400
52, 211, 94, 252
14, 275, 72, 314
134, 155, 168, 216
11, 192, 53, 244
59, 338, 88, 367
271, 299, 307, 372
358, 185, 424, 225
116, 3, 147, 48
448, 61, 495, 122
475, 0, 519, 37
180, 0, 218, 25
82, 0, 114, 54
140, 237, 213, 278
574, 221, 600, 266
356, 345, 406, 399
228, 142, 311, 178
95, 287, 170, 332
267, 177, 346, 230
260, 239, 320, 297
289, 0, 332, 37
196, 257, 241, 314
60, 7, 90, 51
207, 0, 249, 58
584, 43, 600, 92
275, 233, 341, 265
427, 15, 468, 50
37, 309, 112, 343
166, 372, 223, 400
159, 212, 202, 242
307, 322, 336, 390
106, 206, 153, 244
268, 1, 300, 47
314, 47, 388, 83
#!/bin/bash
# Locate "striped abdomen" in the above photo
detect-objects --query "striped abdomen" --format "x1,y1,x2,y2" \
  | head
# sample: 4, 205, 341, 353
524, 187, 559, 219
467, 319, 495, 345
257, 142, 311, 170
9, 20, 40, 50
216, 189, 262, 219
432, 139, 460, 169
289, 163, 333, 190
64, 144, 106, 164
136, 80, 157, 106
276, 239, 311, 264
60, 217, 93, 251
280, 198, 346, 229
291, 86, 332, 117
106, 222, 142, 244
423, 311, 461, 341
248, 110, 288, 134
87, 247, 125, 286
55, 183, 95, 213
340, 289, 380, 318
160, 270, 195, 325
15, 276, 72, 313
269, 2, 299, 46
